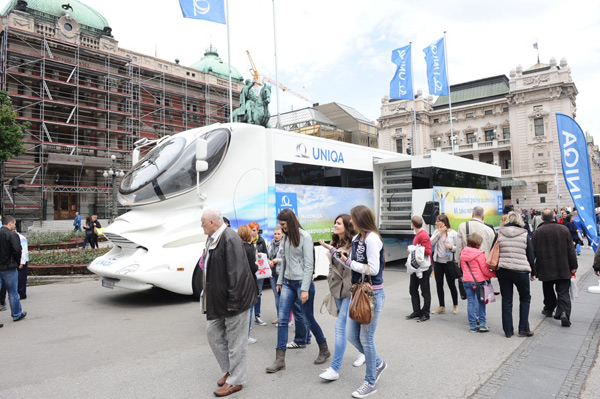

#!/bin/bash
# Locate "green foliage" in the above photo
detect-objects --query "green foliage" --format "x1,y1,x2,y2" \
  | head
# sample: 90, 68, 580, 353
27, 231, 86, 245
29, 248, 110, 265
0, 90, 29, 162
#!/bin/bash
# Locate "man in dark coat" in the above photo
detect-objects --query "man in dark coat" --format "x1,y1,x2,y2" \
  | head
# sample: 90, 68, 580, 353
532, 209, 578, 327
201, 208, 257, 397
0, 215, 27, 326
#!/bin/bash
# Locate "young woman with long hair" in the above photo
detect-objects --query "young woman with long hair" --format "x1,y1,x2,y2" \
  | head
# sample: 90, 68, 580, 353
266, 209, 330, 373
430, 214, 459, 315
339, 205, 387, 398
318, 214, 364, 381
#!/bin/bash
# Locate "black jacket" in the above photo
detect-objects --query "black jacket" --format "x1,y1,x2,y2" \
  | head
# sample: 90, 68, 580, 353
532, 221, 578, 281
242, 241, 258, 293
204, 227, 257, 320
0, 226, 22, 270
254, 235, 267, 254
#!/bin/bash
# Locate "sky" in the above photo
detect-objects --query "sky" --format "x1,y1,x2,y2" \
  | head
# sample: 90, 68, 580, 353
4, 0, 600, 139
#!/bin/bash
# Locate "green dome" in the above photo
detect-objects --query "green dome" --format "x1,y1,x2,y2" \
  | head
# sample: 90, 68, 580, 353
2, 0, 111, 32
190, 47, 244, 83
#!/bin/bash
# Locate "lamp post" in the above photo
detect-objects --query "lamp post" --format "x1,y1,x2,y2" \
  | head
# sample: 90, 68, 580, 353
103, 155, 125, 223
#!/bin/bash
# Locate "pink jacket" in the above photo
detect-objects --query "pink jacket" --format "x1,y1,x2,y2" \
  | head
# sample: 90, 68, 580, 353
460, 246, 496, 283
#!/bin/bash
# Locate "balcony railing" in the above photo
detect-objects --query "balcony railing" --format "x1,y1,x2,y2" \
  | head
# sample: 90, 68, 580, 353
428, 138, 511, 154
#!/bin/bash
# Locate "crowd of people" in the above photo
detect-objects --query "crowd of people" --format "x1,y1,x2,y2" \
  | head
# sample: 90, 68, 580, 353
198, 203, 600, 398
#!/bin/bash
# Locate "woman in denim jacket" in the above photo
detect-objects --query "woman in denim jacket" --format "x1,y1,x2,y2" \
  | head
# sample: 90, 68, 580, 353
339, 205, 387, 399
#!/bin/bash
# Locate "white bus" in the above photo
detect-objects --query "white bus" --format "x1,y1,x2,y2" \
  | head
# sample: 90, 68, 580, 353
88, 123, 404, 297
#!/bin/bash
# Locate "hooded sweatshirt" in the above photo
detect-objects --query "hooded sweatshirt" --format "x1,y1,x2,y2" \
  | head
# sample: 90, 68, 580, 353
460, 246, 496, 283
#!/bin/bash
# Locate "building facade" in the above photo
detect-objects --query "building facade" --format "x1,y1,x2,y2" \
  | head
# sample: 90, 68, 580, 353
270, 102, 378, 148
379, 57, 600, 210
0, 0, 243, 222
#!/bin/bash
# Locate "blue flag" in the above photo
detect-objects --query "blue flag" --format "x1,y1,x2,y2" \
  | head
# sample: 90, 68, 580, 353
423, 37, 449, 96
179, 0, 226, 24
389, 44, 413, 100
556, 113, 599, 251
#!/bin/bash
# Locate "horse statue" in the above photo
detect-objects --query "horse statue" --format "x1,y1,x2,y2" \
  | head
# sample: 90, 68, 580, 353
232, 81, 271, 127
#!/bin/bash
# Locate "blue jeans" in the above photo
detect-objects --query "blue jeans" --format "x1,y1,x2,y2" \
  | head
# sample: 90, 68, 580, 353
497, 268, 531, 335
254, 278, 265, 316
277, 279, 325, 350
463, 281, 486, 329
82, 232, 91, 249
0, 269, 23, 320
347, 289, 385, 385
270, 273, 280, 315
331, 296, 351, 372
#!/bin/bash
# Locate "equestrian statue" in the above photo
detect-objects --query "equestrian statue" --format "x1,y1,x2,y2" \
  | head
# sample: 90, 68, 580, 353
232, 79, 271, 128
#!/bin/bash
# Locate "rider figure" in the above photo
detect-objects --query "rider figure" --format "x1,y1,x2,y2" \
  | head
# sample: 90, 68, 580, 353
239, 79, 257, 123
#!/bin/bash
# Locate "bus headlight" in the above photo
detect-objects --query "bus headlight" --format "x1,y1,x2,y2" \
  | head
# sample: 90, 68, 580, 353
116, 264, 140, 275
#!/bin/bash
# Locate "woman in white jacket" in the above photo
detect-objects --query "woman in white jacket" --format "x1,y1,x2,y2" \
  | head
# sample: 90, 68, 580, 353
430, 214, 459, 315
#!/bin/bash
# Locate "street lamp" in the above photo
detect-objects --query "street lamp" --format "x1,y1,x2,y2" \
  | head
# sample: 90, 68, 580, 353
104, 155, 125, 223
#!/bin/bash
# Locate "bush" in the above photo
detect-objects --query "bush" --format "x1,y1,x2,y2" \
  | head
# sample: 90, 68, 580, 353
29, 248, 110, 265
27, 231, 86, 245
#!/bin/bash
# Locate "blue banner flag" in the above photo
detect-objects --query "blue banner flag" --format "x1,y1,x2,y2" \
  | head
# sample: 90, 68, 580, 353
556, 113, 599, 251
179, 0, 226, 24
389, 44, 413, 100
423, 37, 449, 96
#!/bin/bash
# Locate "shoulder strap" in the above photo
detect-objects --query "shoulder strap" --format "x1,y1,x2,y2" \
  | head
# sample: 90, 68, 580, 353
466, 222, 470, 236
465, 261, 479, 284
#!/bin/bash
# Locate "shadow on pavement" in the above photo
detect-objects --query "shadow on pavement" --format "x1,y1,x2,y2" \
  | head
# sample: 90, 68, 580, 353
96, 287, 195, 308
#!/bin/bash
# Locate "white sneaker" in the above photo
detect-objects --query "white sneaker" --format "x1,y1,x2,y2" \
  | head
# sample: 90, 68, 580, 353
319, 367, 340, 381
248, 337, 257, 344
353, 353, 366, 367
254, 316, 267, 326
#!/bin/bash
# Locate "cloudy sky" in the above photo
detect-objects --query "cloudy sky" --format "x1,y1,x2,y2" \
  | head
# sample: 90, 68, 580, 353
5, 0, 600, 138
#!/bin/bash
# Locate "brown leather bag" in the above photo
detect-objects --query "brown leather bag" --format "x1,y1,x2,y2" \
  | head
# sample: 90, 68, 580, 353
486, 232, 500, 270
349, 277, 374, 324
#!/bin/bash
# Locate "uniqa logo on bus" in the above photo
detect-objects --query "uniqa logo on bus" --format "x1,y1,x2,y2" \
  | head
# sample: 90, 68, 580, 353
295, 143, 345, 163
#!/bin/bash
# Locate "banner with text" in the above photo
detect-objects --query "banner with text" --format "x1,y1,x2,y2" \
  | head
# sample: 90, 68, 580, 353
433, 186, 503, 230
423, 37, 449, 96
556, 113, 599, 251
389, 44, 414, 100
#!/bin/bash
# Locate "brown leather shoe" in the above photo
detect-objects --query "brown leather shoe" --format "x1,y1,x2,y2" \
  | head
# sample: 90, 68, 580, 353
217, 372, 230, 387
518, 330, 534, 337
214, 383, 242, 397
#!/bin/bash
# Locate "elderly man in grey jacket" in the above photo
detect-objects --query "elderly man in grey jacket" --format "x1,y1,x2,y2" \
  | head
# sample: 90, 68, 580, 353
456, 206, 497, 259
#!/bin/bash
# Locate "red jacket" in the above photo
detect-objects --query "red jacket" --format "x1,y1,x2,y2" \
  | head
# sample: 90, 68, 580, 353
413, 229, 432, 257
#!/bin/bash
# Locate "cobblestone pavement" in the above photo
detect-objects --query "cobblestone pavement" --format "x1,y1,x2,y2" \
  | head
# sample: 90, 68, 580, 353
473, 247, 600, 399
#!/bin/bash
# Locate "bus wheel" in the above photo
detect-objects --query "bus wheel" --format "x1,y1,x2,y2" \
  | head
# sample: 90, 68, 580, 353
192, 267, 202, 301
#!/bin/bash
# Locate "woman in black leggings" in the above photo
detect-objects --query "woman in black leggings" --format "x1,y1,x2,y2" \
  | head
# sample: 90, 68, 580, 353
430, 214, 459, 315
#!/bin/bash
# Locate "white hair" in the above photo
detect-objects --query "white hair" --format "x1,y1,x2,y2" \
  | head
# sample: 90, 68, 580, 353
202, 208, 224, 226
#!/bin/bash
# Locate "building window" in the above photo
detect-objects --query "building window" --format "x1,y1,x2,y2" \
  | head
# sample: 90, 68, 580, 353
540, 197, 546, 203
534, 105, 543, 111
433, 137, 441, 148
503, 106, 509, 112
466, 133, 476, 144
484, 109, 493, 115
503, 127, 510, 139
396, 138, 403, 153
64, 23, 73, 32
433, 118, 439, 124
466, 112, 474, 119
538, 183, 548, 194
485, 130, 494, 141
538, 153, 544, 157
534, 117, 544, 136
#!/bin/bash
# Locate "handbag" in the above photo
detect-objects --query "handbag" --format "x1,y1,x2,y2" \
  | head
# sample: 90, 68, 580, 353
483, 282, 496, 304
486, 232, 500, 270
320, 292, 339, 317
349, 267, 374, 324
255, 253, 272, 280
465, 261, 486, 303
448, 251, 462, 280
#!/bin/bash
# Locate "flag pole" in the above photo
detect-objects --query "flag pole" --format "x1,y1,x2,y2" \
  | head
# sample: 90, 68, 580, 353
272, 0, 281, 129
536, 38, 540, 63
444, 31, 455, 156
225, 0, 233, 123
410, 42, 417, 155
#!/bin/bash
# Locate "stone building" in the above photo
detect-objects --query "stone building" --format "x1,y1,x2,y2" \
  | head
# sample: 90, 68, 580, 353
378, 57, 600, 210
0, 0, 243, 222
270, 102, 378, 148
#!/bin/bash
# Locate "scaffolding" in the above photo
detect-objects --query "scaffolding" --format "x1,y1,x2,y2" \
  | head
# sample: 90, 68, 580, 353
1, 20, 239, 222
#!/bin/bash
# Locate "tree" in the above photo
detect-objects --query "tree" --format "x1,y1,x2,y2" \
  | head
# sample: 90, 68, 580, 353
0, 90, 29, 216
